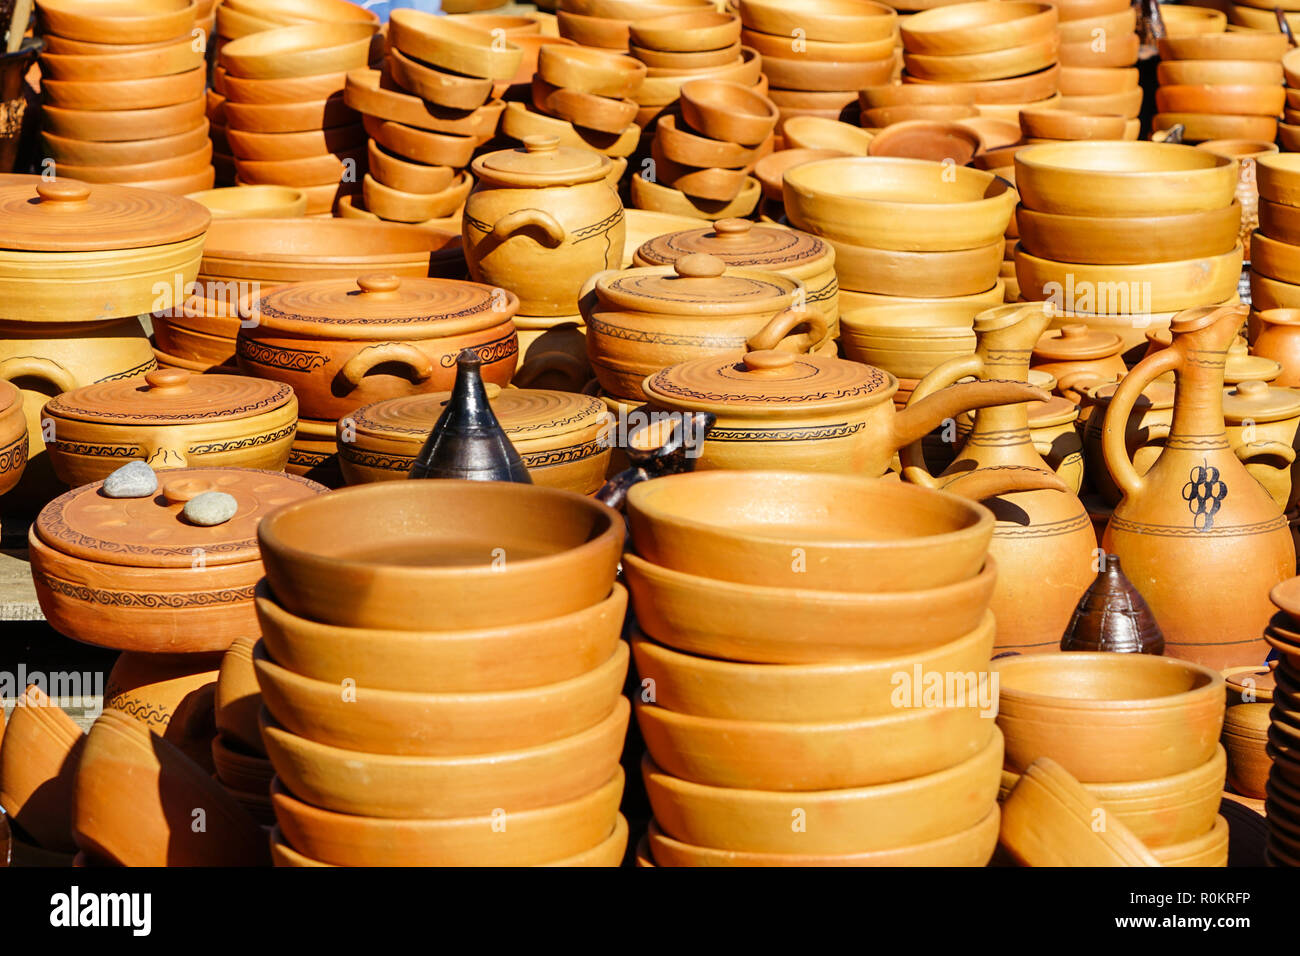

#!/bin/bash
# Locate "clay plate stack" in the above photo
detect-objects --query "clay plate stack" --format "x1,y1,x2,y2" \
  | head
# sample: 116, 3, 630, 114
36, 0, 214, 194
1246, 155, 1300, 320
627, 471, 1005, 867
1155, 28, 1282, 144
1054, 0, 1140, 112
1254, 580, 1300, 865
256, 481, 630, 867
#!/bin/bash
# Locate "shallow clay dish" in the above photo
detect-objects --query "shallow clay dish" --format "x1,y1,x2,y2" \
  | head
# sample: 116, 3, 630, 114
218, 22, 377, 80
42, 122, 210, 167
218, 69, 350, 106
781, 117, 872, 155
37, 0, 197, 45
387, 50, 494, 111
537, 43, 645, 97
1150, 814, 1229, 867
994, 652, 1225, 782
261, 698, 628, 819
1019, 109, 1127, 141
40, 97, 207, 143
1014, 203, 1239, 264
258, 480, 623, 631
186, 185, 308, 219
629, 10, 740, 51
866, 121, 982, 164
0, 685, 83, 852
389, 8, 522, 81
737, 0, 898, 43
753, 148, 848, 202
901, 1, 1057, 55
679, 79, 777, 146
40, 39, 205, 82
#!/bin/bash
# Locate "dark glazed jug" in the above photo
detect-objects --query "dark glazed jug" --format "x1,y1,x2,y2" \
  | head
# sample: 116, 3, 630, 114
1060, 554, 1165, 654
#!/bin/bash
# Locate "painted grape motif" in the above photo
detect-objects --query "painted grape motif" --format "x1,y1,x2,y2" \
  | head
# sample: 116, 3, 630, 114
1182, 459, 1227, 531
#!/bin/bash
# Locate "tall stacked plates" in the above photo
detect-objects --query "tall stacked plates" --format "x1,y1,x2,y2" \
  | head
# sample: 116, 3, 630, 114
1258, 578, 1300, 865
626, 472, 1004, 866
1053, 0, 1139, 112
256, 482, 630, 867
1282, 48, 1300, 152
1250, 155, 1300, 313
1154, 25, 1282, 143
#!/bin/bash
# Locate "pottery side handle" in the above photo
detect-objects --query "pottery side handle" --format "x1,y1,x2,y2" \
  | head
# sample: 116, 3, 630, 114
491, 208, 567, 248
1235, 440, 1298, 467
0, 356, 79, 394
746, 308, 829, 354
897, 352, 985, 489
339, 342, 435, 389
1100, 346, 1180, 500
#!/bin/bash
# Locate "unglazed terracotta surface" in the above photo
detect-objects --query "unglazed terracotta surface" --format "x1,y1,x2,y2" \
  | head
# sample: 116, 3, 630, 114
0, 685, 83, 853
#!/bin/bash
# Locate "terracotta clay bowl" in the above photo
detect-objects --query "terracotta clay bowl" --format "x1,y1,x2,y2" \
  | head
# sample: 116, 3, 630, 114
531, 76, 638, 133
759, 52, 895, 92
783, 157, 1016, 251
654, 113, 771, 170
626, 470, 993, 593
41, 97, 207, 143
223, 0, 379, 28
223, 95, 358, 134
104, 652, 221, 770
624, 551, 996, 665
260, 697, 628, 819
740, 29, 894, 64
900, 1, 1057, 56
630, 171, 761, 220
1058, 32, 1138, 67
632, 41, 742, 71
0, 686, 83, 853
838, 308, 980, 377
1157, 59, 1283, 87
629, 10, 740, 52
903, 35, 1059, 84
1150, 814, 1229, 867
387, 49, 494, 111
1014, 203, 1240, 265
185, 185, 309, 219
1153, 112, 1278, 145
642, 730, 1002, 854
218, 69, 350, 106
269, 825, 330, 866
832, 236, 1002, 295
1155, 84, 1286, 117
51, 143, 213, 185
1019, 109, 1127, 141
645, 808, 999, 866
861, 103, 981, 128
1013, 141, 1237, 216
361, 171, 473, 224
904, 62, 1061, 106
1058, 65, 1139, 95
554, 10, 634, 50
993, 652, 1225, 782
39, 38, 205, 82
218, 22, 377, 80
389, 9, 522, 81
254, 638, 628, 756
258, 481, 623, 631
1161, 32, 1287, 64
1222, 665, 1275, 707
362, 114, 476, 168
737, 0, 898, 43
781, 117, 872, 156
367, 141, 456, 195
1056, 5, 1135, 42
270, 769, 624, 866
753, 148, 848, 201
41, 67, 205, 112
37, 0, 197, 45
1224, 733, 1270, 799
40, 120, 209, 167
1257, 156, 1300, 212
215, 637, 263, 756
211, 735, 273, 793
860, 84, 976, 109
865, 121, 982, 164
679, 79, 777, 146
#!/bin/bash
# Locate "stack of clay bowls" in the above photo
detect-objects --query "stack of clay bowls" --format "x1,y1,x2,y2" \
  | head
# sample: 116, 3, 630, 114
1257, 578, 1300, 865
635, 78, 776, 220
1229, 0, 1300, 35
1282, 48, 1300, 152
0, 685, 84, 862
556, 0, 713, 53
35, 0, 214, 194
1250, 155, 1300, 315
901, 1, 1063, 124
1220, 665, 1272, 802
994, 653, 1230, 866
737, 0, 898, 130
783, 155, 1010, 396
626, 471, 1004, 866
1053, 0, 1139, 111
1155, 29, 1287, 146
1197, 139, 1277, 262
1013, 141, 1242, 352
626, 5, 749, 128
255, 482, 630, 866
210, 637, 274, 825
342, 10, 519, 228
216, 17, 381, 215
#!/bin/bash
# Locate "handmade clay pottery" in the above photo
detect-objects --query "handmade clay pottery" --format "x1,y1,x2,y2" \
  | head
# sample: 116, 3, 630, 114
1252, 310, 1300, 389
463, 136, 622, 318
900, 1, 1056, 55
223, 93, 359, 135
838, 305, 978, 380
388, 9, 522, 82
630, 171, 761, 221
1058, 553, 1164, 653
218, 22, 376, 80
740, 28, 893, 64
779, 117, 871, 156
1079, 378, 1174, 506
270, 768, 623, 866
42, 67, 205, 113
72, 710, 268, 867
752, 148, 846, 202
1058, 65, 1138, 95
783, 157, 1016, 252
223, 124, 365, 162
1260, 198, 1300, 247
0, 383, 26, 498
215, 637, 263, 756
899, 303, 1094, 653
37, 0, 196, 45
1223, 665, 1274, 706
0, 685, 83, 852
536, 44, 645, 98
1102, 305, 1296, 669
40, 95, 207, 142
338, 387, 610, 493
217, 69, 350, 106
258, 480, 622, 631
184, 185, 308, 219
362, 172, 472, 224
1154, 112, 1278, 145
104, 651, 221, 770
1019, 109, 1126, 142
1151, 814, 1229, 867
1058, 31, 1138, 67
736, 0, 897, 43
29, 468, 325, 653
629, 10, 740, 51
261, 696, 627, 818
40, 39, 205, 83
501, 102, 640, 158
532, 78, 639, 133
642, 730, 1001, 854
1056, 4, 1135, 41
1159, 60, 1282, 89
1014, 203, 1240, 265
223, 0, 379, 28
759, 52, 894, 91
865, 121, 982, 165
828, 237, 1002, 298
344, 69, 505, 139
1222, 380, 1300, 512
236, 275, 516, 422
1031, 324, 1127, 402
42, 370, 297, 485
1000, 758, 1161, 866
1014, 141, 1237, 217
41, 122, 210, 168
678, 79, 777, 146
386, 50, 493, 111
904, 34, 1059, 84
860, 83, 976, 110
1156, 84, 1285, 117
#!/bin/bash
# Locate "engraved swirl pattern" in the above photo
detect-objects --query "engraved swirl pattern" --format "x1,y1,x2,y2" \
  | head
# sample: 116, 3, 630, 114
638, 227, 825, 268
255, 278, 507, 329
0, 181, 208, 252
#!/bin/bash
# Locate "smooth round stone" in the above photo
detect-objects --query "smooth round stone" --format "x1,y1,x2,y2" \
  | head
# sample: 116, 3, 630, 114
102, 460, 158, 499
182, 491, 238, 526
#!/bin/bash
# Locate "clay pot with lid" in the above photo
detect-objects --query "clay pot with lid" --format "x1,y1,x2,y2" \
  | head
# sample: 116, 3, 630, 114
28, 467, 326, 653
1101, 304, 1297, 669
42, 369, 298, 486
464, 135, 625, 318
582, 252, 828, 402
901, 303, 1096, 654
337, 386, 611, 494
1031, 323, 1127, 403
632, 218, 840, 333
640, 326, 1047, 475
0, 383, 27, 499
1223, 379, 1300, 512
1080, 379, 1174, 506
0, 178, 210, 323
237, 274, 520, 422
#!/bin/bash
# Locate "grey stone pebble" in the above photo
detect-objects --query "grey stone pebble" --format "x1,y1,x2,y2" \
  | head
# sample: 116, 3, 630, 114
182, 491, 238, 526
102, 460, 158, 498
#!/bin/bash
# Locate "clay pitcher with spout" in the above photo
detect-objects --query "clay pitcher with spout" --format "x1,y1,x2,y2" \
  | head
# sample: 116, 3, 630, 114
1101, 304, 1296, 669
901, 303, 1096, 654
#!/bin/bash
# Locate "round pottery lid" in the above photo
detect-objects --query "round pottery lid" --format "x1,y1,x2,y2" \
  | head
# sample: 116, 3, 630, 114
1033, 324, 1123, 361
594, 253, 799, 316
470, 135, 609, 187
635, 218, 831, 276
350, 387, 609, 446
1225, 338, 1282, 384
1086, 379, 1176, 411
43, 370, 294, 426
0, 179, 210, 252
1223, 379, 1300, 423
35, 468, 326, 569
644, 348, 892, 415
250, 273, 518, 340
1028, 395, 1079, 428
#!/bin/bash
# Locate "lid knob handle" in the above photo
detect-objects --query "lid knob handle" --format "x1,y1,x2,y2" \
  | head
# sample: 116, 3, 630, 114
742, 349, 795, 373
713, 218, 753, 239
1060, 324, 1088, 338
357, 274, 402, 296
522, 135, 560, 154
162, 477, 214, 505
1236, 379, 1269, 397
144, 368, 191, 392
36, 179, 91, 206
674, 253, 725, 279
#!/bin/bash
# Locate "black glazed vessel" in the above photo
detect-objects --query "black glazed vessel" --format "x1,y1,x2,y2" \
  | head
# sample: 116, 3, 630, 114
408, 349, 532, 483
1060, 554, 1165, 654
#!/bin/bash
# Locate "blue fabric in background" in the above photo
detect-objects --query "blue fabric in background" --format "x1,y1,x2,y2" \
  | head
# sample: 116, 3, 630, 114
358, 0, 444, 21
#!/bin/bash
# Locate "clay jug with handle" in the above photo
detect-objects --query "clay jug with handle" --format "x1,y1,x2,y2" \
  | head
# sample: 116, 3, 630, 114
1101, 304, 1296, 670
901, 303, 1096, 654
